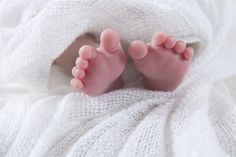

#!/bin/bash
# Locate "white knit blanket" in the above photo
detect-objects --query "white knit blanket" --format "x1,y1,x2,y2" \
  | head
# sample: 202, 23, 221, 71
0, 0, 236, 157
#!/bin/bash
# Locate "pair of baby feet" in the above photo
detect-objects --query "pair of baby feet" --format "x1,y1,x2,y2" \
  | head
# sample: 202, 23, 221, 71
71, 29, 194, 96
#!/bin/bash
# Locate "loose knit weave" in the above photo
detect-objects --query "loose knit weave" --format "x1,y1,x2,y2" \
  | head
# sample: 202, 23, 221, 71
0, 0, 236, 157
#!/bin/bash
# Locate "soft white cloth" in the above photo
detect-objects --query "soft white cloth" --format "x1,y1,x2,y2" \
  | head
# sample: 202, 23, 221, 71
0, 0, 236, 157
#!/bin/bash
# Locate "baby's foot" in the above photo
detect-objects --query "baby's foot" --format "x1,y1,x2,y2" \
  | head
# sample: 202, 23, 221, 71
71, 29, 126, 96
128, 32, 194, 91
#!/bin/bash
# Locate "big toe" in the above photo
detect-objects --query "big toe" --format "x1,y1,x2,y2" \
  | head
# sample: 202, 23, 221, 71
100, 29, 121, 53
128, 40, 148, 60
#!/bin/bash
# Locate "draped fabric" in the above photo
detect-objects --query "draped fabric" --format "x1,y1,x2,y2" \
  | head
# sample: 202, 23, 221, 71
0, 0, 235, 156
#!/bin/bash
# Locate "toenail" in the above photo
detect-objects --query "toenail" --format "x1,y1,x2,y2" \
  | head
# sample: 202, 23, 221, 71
76, 58, 89, 69
76, 58, 80, 64
71, 79, 77, 88
183, 47, 194, 60
76, 70, 85, 78
71, 79, 83, 89
76, 80, 83, 89
164, 37, 176, 48
72, 67, 77, 76
79, 46, 93, 59
175, 41, 186, 53
109, 44, 120, 53
100, 29, 120, 53
152, 32, 166, 46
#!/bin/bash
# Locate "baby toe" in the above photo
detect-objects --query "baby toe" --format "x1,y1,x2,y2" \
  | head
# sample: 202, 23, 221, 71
71, 78, 83, 90
151, 32, 167, 47
72, 66, 78, 77
183, 47, 194, 60
79, 45, 97, 59
75, 69, 85, 78
76, 57, 89, 69
164, 36, 176, 49
174, 41, 186, 53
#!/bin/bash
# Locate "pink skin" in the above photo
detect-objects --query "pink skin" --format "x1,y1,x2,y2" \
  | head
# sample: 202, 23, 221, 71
56, 29, 194, 96
128, 32, 194, 91
71, 29, 126, 96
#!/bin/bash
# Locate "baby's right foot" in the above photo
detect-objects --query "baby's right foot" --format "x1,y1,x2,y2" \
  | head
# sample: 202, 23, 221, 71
71, 29, 126, 96
128, 32, 194, 91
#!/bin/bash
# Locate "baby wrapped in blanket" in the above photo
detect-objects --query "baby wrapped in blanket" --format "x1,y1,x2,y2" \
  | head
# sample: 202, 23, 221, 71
0, 0, 213, 92
53, 0, 209, 96
0, 0, 236, 156
57, 25, 194, 96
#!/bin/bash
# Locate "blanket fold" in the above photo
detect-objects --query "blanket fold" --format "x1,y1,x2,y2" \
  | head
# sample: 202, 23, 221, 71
0, 0, 236, 157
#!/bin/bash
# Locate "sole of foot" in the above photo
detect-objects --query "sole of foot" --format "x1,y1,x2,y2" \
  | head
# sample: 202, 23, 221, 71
128, 32, 194, 91
71, 29, 126, 96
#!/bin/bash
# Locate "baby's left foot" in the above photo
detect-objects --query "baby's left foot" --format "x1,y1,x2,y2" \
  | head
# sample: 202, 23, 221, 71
71, 29, 126, 96
128, 32, 194, 91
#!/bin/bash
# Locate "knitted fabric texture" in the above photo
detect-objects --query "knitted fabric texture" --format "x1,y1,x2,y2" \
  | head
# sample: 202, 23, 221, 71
0, 0, 236, 157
